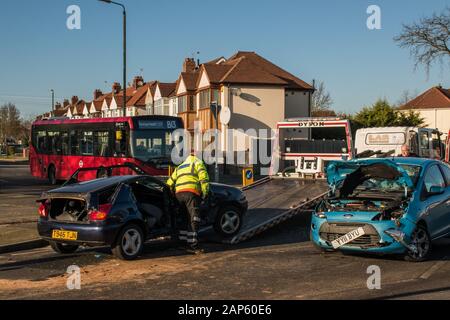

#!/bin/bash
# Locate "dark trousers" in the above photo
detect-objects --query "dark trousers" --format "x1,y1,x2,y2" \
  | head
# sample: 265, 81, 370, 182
175, 192, 201, 247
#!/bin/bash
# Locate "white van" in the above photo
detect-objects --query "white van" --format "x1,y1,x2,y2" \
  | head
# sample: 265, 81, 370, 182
354, 127, 445, 159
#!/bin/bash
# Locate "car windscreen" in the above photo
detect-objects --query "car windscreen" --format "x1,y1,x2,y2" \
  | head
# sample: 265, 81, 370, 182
352, 164, 420, 194
398, 164, 421, 187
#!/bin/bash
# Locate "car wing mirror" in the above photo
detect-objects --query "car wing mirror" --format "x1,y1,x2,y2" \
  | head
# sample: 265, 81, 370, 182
428, 185, 445, 196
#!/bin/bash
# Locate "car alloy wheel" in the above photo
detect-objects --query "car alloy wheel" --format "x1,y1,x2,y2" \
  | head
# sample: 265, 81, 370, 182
121, 228, 142, 257
220, 210, 240, 235
112, 224, 144, 260
406, 226, 431, 262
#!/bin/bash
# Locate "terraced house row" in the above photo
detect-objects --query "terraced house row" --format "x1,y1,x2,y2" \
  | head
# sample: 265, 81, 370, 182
39, 51, 314, 153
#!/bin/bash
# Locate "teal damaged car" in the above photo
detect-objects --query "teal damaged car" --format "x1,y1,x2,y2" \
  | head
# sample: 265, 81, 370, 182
310, 157, 450, 261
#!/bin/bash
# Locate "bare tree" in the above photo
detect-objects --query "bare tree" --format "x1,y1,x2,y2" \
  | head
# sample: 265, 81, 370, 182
396, 89, 419, 107
311, 81, 333, 114
394, 7, 450, 73
0, 103, 22, 151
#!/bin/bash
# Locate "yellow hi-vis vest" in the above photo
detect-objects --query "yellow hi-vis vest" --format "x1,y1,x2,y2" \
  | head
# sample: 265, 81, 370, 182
166, 155, 210, 197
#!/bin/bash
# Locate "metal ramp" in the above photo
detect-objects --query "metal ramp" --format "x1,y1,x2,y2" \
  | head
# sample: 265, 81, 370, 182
201, 177, 329, 244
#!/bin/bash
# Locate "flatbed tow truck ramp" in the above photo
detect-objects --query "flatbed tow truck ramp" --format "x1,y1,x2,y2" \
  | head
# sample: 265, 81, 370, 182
202, 177, 329, 244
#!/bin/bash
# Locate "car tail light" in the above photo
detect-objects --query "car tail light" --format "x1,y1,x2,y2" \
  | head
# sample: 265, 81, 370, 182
38, 200, 50, 218
89, 203, 112, 221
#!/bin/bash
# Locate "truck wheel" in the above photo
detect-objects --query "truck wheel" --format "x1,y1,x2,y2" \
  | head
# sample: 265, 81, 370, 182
112, 224, 144, 260
49, 241, 79, 254
214, 206, 242, 237
48, 165, 57, 185
404, 225, 431, 262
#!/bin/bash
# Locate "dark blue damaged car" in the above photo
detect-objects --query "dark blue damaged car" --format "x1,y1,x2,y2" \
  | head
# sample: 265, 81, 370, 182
37, 165, 247, 260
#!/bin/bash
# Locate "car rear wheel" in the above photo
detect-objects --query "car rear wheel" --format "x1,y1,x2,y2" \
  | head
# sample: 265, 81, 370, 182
404, 225, 431, 262
112, 224, 144, 260
49, 241, 79, 254
214, 206, 242, 238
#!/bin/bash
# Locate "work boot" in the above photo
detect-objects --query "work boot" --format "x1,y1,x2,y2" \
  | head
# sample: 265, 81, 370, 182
186, 243, 204, 255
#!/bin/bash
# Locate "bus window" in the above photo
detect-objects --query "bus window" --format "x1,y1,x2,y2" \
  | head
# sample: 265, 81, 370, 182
35, 131, 47, 153
94, 131, 110, 157
419, 131, 430, 157
61, 132, 69, 155
114, 129, 128, 157
48, 131, 61, 155
70, 130, 79, 155
80, 131, 94, 155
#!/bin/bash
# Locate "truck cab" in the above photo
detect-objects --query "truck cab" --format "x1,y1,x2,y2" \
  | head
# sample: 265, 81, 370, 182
354, 127, 445, 160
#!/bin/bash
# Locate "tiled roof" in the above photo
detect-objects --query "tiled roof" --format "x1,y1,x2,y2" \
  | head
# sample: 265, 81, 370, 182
91, 100, 103, 112
53, 106, 69, 117
226, 51, 313, 90
399, 86, 450, 110
220, 56, 289, 85
180, 71, 200, 91
158, 82, 177, 97
127, 82, 154, 107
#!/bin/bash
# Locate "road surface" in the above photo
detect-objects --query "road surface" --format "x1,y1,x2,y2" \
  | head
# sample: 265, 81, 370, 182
1, 164, 450, 299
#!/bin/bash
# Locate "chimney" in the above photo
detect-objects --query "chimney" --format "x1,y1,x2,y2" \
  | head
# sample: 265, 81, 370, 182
132, 76, 144, 89
71, 96, 79, 105
112, 82, 121, 94
183, 58, 196, 73
55, 102, 62, 110
63, 99, 69, 108
93, 89, 103, 100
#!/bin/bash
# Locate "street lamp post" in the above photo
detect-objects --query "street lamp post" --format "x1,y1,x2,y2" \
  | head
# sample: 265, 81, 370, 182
98, 0, 127, 117
210, 101, 221, 182
50, 89, 54, 113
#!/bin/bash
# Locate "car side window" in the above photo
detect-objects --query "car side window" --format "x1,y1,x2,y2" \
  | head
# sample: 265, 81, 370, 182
140, 177, 165, 192
439, 164, 450, 186
423, 165, 446, 193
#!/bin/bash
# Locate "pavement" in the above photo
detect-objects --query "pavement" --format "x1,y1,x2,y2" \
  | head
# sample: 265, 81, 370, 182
0, 164, 52, 248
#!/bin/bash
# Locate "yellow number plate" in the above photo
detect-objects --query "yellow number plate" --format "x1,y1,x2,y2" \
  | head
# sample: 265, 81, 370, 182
52, 230, 78, 241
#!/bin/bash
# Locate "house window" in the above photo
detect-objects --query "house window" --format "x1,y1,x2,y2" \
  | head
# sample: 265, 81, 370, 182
188, 95, 196, 111
178, 96, 187, 112
199, 89, 211, 109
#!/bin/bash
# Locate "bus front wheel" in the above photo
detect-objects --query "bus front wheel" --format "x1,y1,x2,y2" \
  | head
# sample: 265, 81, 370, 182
48, 165, 57, 185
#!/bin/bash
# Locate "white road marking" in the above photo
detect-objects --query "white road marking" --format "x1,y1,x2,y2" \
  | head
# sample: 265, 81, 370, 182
419, 259, 448, 280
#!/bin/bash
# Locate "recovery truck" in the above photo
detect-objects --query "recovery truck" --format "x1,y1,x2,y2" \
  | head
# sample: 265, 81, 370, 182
205, 118, 352, 244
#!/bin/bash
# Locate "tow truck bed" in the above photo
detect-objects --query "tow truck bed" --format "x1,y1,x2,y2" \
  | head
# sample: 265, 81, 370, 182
202, 177, 328, 244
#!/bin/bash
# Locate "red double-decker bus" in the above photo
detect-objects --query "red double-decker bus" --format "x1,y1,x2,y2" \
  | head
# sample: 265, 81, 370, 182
30, 115, 183, 184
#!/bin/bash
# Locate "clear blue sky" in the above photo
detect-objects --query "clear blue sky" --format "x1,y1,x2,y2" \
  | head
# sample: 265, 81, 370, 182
0, 0, 448, 118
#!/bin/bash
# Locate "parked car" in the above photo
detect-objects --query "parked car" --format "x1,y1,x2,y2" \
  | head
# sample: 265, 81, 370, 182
311, 157, 450, 261
37, 165, 248, 260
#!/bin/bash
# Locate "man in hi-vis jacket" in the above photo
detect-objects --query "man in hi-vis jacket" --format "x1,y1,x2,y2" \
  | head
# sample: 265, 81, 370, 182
167, 150, 209, 253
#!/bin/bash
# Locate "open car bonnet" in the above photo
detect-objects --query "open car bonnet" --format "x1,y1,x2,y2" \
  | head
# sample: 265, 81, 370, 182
326, 159, 414, 197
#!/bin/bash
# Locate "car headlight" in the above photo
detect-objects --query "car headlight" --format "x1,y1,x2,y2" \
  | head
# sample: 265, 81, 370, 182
314, 211, 327, 219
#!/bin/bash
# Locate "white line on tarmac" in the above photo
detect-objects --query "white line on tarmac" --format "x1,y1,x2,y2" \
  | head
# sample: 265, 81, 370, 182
419, 259, 448, 280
